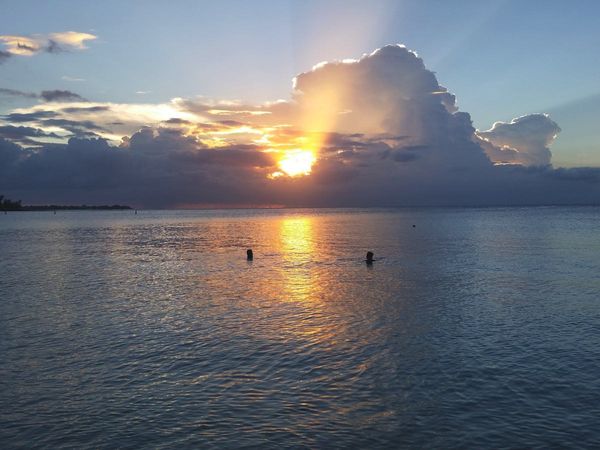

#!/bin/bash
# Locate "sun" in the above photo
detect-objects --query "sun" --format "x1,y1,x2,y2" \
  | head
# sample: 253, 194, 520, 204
278, 149, 316, 177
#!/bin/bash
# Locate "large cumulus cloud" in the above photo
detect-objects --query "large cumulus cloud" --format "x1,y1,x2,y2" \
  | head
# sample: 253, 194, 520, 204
1, 44, 599, 207
289, 45, 492, 173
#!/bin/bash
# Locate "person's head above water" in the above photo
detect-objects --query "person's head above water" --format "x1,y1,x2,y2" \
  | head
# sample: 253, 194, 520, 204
366, 251, 374, 262
246, 249, 253, 260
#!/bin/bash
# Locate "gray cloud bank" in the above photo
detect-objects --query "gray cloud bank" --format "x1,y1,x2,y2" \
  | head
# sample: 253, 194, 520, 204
1, 45, 599, 207
0, 88, 87, 102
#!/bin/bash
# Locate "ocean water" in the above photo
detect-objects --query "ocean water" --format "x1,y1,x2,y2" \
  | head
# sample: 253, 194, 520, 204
1, 207, 600, 449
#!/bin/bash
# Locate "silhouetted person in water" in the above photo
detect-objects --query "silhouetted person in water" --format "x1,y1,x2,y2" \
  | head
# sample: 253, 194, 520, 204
247, 249, 253, 261
366, 251, 374, 265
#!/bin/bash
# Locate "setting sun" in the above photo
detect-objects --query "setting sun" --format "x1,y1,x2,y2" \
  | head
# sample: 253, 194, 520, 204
277, 149, 316, 177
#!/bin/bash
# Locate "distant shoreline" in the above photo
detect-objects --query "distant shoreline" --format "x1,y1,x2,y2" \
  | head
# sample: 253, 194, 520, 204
8, 205, 133, 211
3, 204, 600, 213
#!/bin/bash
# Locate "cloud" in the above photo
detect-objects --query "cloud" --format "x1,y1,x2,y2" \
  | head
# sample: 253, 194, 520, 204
1, 44, 599, 207
0, 125, 59, 140
279, 45, 494, 180
0, 88, 38, 99
0, 132, 279, 207
0, 138, 28, 168
163, 118, 191, 125
2, 130, 598, 208
40, 90, 87, 102
1, 105, 106, 140
0, 32, 96, 59
42, 118, 106, 132
3, 111, 58, 122
0, 125, 60, 147
1, 101, 198, 144
61, 75, 85, 82
477, 114, 561, 166
0, 50, 12, 64
0, 88, 87, 102
60, 105, 110, 114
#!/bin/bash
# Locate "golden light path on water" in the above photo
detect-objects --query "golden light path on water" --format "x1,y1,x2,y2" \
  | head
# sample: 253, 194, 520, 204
276, 215, 344, 346
279, 216, 315, 301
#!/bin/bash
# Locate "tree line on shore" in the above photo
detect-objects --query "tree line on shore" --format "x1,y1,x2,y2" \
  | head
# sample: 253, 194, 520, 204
0, 195, 22, 211
1, 195, 132, 211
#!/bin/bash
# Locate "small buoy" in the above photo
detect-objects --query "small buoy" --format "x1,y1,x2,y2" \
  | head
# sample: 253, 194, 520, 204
247, 249, 254, 261
366, 251, 374, 264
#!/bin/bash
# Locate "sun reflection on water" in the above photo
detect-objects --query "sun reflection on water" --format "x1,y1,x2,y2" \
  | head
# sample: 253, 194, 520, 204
280, 217, 314, 259
279, 217, 315, 303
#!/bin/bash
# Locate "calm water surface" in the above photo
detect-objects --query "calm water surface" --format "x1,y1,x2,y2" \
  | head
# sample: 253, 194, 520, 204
1, 207, 600, 448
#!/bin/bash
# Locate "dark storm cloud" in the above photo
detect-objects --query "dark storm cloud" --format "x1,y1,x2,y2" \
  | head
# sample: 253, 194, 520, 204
0, 138, 31, 169
175, 146, 276, 168
0, 125, 59, 140
2, 126, 600, 208
0, 131, 280, 207
392, 150, 421, 162
1, 108, 108, 140
3, 111, 58, 122
42, 118, 106, 132
547, 166, 600, 183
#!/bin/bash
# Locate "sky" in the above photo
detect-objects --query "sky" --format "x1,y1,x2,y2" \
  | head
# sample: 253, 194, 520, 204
1, 0, 600, 207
